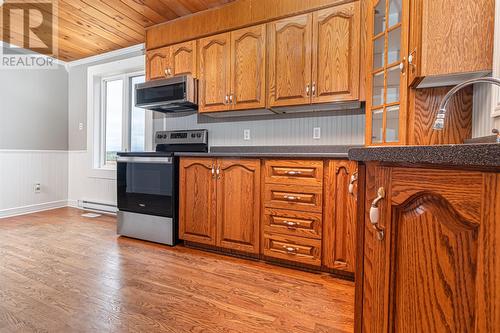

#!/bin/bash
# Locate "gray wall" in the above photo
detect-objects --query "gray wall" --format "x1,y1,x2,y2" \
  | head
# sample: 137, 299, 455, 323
0, 65, 69, 150
68, 50, 144, 151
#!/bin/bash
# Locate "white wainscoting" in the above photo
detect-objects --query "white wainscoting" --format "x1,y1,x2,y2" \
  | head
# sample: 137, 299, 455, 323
68, 150, 117, 209
0, 150, 69, 218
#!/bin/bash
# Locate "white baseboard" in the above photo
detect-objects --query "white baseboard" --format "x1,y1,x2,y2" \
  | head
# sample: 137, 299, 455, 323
0, 200, 69, 219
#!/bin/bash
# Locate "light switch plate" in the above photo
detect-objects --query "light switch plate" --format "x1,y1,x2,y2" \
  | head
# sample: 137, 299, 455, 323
244, 129, 251, 141
313, 127, 321, 140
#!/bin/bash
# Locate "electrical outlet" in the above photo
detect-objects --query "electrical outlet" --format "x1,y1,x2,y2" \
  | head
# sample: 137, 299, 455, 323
244, 129, 251, 141
313, 127, 321, 140
78, 122, 84, 131
34, 183, 41, 193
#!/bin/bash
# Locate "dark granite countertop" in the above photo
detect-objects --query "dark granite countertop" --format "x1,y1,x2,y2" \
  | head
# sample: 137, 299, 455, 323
348, 143, 500, 168
175, 145, 362, 158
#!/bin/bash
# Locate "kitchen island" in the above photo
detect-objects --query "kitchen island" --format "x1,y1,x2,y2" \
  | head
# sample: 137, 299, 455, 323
349, 143, 500, 332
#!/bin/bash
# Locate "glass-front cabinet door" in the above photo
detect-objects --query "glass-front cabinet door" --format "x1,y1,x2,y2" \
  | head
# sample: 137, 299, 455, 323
366, 0, 409, 145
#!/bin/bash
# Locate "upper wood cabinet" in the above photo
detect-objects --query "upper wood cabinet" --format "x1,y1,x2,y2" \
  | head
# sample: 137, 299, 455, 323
312, 3, 361, 103
199, 26, 266, 113
268, 14, 313, 107
179, 158, 217, 245
199, 33, 232, 113
146, 41, 197, 81
216, 159, 261, 253
358, 164, 499, 332
322, 160, 358, 274
179, 157, 261, 254
146, 46, 171, 81
365, 0, 409, 146
169, 41, 197, 78
230, 25, 267, 110
408, 0, 494, 87
269, 2, 360, 108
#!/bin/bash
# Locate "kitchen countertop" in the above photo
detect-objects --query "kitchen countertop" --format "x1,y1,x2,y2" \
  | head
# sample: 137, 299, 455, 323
175, 145, 362, 158
348, 143, 500, 168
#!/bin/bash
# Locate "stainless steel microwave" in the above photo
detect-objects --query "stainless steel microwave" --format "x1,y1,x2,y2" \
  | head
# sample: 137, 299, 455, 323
135, 75, 198, 113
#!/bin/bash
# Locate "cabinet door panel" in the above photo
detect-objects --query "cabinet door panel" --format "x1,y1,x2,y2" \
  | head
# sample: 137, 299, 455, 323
216, 159, 260, 253
179, 158, 217, 245
268, 14, 313, 107
170, 40, 197, 78
312, 2, 360, 103
146, 46, 170, 81
199, 33, 231, 112
360, 165, 485, 333
323, 160, 357, 273
231, 25, 266, 110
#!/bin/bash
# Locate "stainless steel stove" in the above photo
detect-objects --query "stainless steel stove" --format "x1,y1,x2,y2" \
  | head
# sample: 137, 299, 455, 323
116, 129, 208, 245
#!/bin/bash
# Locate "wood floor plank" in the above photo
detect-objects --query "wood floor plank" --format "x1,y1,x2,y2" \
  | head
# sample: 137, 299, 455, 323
0, 208, 354, 332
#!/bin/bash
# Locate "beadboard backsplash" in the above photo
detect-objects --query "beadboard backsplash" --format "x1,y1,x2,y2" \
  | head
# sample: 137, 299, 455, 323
153, 109, 366, 147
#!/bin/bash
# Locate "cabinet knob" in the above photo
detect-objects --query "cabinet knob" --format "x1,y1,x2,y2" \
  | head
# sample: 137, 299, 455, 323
216, 165, 221, 179
211, 164, 216, 179
305, 84, 310, 97
348, 172, 358, 195
312, 82, 316, 96
229, 94, 234, 104
224, 95, 229, 104
369, 187, 386, 240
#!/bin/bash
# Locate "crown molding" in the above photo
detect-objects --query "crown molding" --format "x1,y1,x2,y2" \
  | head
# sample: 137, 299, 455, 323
67, 44, 145, 68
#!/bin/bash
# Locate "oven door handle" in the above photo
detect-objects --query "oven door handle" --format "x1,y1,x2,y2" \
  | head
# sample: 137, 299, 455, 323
116, 156, 173, 164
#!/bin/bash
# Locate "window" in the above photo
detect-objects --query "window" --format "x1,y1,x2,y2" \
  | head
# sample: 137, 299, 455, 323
100, 72, 147, 168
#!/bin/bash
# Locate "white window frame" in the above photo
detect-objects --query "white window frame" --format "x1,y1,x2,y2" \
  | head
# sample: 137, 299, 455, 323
100, 71, 147, 169
87, 55, 152, 179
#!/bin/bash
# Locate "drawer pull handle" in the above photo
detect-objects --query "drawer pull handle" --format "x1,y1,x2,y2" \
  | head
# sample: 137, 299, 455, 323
283, 245, 298, 254
283, 195, 298, 201
369, 187, 386, 241
284, 221, 298, 229
286, 171, 302, 176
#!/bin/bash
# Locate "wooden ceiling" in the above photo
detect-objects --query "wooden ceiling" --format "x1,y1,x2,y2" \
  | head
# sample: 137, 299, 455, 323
0, 0, 234, 62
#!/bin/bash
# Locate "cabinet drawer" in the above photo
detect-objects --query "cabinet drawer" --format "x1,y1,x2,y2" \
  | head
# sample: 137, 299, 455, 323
263, 233, 321, 266
264, 160, 323, 186
263, 208, 322, 239
264, 184, 323, 212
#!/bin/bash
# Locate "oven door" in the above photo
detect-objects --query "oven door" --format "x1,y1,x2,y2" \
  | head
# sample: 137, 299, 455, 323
117, 156, 175, 218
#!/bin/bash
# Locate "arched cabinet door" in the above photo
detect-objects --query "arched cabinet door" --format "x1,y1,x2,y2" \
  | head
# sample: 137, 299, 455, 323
170, 40, 197, 78
360, 165, 497, 333
146, 46, 170, 81
179, 158, 217, 245
216, 159, 261, 254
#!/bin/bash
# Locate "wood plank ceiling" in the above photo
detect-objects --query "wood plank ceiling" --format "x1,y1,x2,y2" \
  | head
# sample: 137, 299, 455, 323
0, 0, 234, 62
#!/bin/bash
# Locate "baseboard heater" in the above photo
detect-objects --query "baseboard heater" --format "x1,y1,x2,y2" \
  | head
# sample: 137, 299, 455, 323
79, 200, 117, 214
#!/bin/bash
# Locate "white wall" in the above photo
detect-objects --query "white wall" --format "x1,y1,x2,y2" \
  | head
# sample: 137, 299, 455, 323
0, 150, 68, 217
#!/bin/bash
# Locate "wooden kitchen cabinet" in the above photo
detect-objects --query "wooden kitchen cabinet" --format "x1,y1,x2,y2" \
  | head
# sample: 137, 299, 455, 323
179, 157, 261, 254
269, 2, 361, 108
169, 40, 197, 78
408, 0, 494, 87
216, 159, 261, 254
230, 25, 267, 110
358, 164, 499, 332
198, 33, 232, 112
146, 46, 171, 81
312, 2, 360, 103
199, 25, 266, 113
179, 158, 217, 245
146, 41, 197, 81
323, 160, 358, 274
268, 13, 313, 107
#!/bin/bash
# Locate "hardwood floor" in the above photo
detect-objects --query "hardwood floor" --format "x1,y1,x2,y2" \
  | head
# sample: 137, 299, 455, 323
0, 208, 354, 333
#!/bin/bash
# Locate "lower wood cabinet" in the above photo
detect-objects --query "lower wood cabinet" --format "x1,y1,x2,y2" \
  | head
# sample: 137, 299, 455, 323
357, 163, 499, 332
322, 160, 358, 273
179, 157, 260, 254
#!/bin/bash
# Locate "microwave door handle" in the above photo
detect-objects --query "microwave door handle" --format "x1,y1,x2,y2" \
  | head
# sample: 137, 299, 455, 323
116, 157, 173, 164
